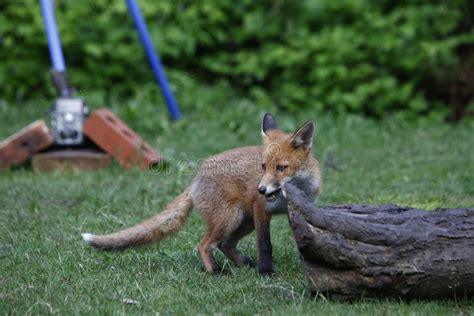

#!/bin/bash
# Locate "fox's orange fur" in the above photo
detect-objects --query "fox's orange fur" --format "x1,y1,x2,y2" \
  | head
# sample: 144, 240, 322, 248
82, 113, 322, 275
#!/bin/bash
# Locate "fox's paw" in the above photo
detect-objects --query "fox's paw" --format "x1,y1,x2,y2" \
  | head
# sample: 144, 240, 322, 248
242, 256, 255, 268
258, 267, 276, 276
207, 266, 228, 275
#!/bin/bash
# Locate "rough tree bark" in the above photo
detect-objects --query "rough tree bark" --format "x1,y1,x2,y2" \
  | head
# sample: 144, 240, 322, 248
285, 183, 474, 300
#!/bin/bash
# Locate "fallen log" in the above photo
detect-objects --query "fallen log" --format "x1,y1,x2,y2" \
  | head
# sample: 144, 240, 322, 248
285, 183, 474, 300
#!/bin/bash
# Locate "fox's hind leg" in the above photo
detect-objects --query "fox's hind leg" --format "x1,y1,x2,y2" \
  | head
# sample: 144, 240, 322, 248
197, 206, 235, 273
198, 229, 223, 274
197, 205, 254, 273
218, 218, 255, 268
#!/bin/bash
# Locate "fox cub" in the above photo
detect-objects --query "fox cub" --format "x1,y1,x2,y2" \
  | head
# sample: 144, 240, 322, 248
82, 113, 322, 275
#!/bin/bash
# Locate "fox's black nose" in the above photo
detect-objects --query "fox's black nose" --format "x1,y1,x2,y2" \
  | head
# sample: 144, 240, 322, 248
258, 186, 266, 195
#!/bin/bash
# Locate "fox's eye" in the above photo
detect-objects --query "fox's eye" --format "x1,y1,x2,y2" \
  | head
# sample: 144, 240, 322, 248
276, 164, 288, 172
261, 163, 266, 171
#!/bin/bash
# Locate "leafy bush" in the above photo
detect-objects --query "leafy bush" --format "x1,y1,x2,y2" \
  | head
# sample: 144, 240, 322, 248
0, 0, 472, 118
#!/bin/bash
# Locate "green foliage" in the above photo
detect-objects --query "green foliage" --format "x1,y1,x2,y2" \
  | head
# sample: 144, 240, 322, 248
0, 0, 473, 117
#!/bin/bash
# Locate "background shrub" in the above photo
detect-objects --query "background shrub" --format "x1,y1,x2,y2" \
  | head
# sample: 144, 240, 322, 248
0, 0, 473, 118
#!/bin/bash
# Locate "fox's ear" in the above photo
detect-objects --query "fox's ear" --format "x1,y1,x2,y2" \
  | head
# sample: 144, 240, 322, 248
261, 113, 277, 138
290, 121, 315, 150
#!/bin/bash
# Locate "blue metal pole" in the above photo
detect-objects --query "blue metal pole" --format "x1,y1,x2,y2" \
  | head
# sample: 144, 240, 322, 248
125, 0, 182, 120
39, 0, 66, 72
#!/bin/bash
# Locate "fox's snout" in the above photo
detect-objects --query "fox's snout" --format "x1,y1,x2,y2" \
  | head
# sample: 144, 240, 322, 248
257, 181, 281, 195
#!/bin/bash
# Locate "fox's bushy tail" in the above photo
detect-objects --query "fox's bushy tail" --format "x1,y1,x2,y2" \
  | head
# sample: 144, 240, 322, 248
81, 186, 193, 250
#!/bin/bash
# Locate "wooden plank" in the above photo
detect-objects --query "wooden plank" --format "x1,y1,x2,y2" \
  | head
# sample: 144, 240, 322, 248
32, 149, 111, 172
0, 120, 54, 169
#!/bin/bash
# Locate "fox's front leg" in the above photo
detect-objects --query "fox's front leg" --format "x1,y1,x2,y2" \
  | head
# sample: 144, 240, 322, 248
253, 201, 274, 275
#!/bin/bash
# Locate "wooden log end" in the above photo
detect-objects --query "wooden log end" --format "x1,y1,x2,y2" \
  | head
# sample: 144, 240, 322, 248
285, 183, 474, 300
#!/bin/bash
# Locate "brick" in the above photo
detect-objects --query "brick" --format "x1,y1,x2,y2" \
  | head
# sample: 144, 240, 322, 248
32, 149, 111, 172
0, 120, 54, 169
83, 108, 162, 169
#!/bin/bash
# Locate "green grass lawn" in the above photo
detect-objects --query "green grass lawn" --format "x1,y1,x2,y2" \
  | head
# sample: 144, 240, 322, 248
1, 100, 473, 314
